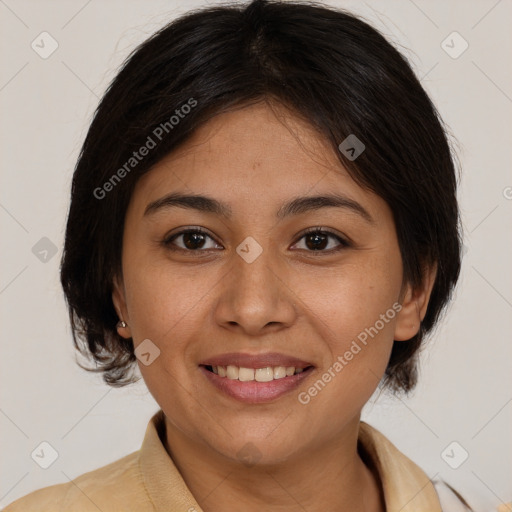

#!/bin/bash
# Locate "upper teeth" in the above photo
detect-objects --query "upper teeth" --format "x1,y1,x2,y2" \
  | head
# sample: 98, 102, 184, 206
211, 365, 304, 382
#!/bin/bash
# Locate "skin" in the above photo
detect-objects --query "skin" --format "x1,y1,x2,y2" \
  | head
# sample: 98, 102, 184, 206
112, 101, 436, 512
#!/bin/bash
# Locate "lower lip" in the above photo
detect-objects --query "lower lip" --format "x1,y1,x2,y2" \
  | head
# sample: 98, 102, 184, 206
199, 366, 314, 404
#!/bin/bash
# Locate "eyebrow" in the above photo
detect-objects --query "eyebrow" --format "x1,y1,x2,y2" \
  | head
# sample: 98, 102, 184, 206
144, 192, 374, 224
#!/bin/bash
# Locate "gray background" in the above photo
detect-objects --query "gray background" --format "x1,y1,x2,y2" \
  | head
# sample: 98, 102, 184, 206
1, 0, 511, 510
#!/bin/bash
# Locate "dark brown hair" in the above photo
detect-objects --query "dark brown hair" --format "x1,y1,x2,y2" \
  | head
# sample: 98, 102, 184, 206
60, 0, 462, 391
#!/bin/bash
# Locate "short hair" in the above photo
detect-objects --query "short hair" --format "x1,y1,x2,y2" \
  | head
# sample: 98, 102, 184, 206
60, 0, 462, 392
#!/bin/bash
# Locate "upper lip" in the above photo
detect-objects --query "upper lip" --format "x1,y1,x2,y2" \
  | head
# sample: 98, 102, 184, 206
199, 352, 314, 369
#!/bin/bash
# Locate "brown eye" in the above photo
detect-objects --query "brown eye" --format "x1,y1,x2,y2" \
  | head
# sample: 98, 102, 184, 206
292, 229, 349, 253
164, 229, 221, 252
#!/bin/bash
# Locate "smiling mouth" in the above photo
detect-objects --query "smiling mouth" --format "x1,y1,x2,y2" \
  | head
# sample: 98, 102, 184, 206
203, 364, 313, 382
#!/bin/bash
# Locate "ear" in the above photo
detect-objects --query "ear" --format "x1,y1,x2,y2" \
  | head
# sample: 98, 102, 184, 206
112, 274, 132, 339
394, 264, 437, 341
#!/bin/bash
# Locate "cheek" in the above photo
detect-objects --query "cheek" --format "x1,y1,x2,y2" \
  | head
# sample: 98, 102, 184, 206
293, 259, 400, 391
123, 256, 204, 338
298, 258, 400, 338
122, 264, 212, 417
292, 270, 399, 430
122, 259, 221, 386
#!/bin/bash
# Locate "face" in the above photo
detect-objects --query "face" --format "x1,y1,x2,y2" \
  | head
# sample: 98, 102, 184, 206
113, 101, 433, 464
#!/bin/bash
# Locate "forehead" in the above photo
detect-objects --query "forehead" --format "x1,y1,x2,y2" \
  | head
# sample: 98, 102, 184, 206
128, 102, 387, 221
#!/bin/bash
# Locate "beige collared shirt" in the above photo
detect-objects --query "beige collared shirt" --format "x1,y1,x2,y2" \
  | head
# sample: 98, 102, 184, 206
3, 409, 449, 511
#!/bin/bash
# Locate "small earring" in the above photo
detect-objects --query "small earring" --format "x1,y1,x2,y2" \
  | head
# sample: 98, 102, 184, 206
117, 320, 127, 328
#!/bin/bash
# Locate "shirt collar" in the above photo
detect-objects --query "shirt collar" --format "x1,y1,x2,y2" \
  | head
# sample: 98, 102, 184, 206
358, 422, 442, 512
139, 409, 442, 512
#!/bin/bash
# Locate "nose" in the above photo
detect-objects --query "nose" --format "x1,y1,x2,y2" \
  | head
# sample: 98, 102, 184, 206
212, 243, 298, 337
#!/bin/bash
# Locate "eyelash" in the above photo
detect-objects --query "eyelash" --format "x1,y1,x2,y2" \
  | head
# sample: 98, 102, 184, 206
162, 226, 350, 255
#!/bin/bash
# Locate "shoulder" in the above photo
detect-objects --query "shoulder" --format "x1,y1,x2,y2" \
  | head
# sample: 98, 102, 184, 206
433, 480, 471, 512
2, 450, 153, 512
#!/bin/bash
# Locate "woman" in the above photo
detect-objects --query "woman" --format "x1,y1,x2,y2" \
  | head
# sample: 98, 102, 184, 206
4, 0, 474, 510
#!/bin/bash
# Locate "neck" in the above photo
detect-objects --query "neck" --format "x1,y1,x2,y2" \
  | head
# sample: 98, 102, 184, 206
163, 417, 385, 512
